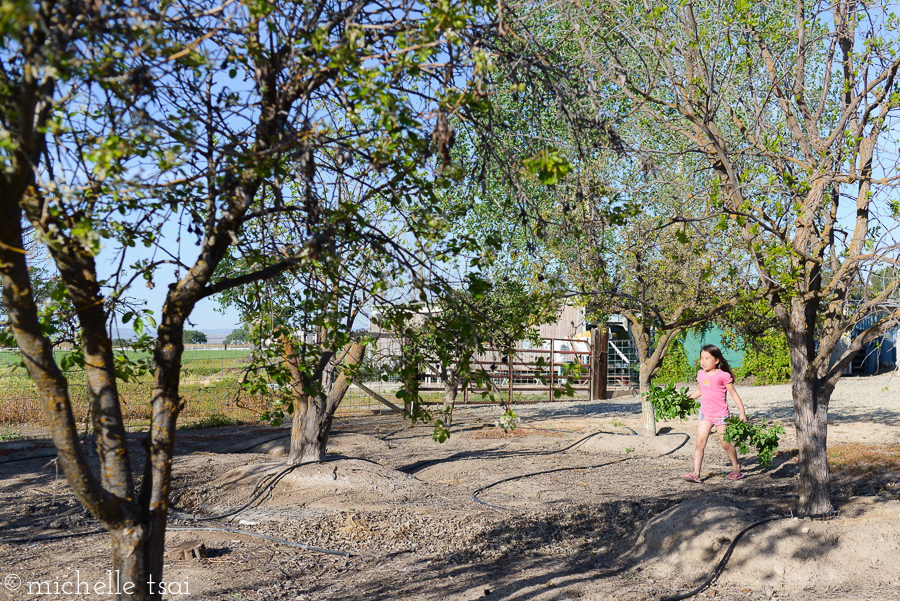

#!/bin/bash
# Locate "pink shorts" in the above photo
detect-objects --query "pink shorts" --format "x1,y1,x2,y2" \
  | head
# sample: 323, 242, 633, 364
698, 410, 728, 426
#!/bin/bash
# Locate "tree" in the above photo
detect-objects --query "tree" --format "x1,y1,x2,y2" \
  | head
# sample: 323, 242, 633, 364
457, 58, 751, 435
391, 278, 560, 435
183, 330, 207, 344
0, 2, 500, 599
505, 146, 752, 434
566, 195, 749, 436
224, 228, 380, 464
717, 299, 793, 385
224, 326, 249, 345
510, 0, 900, 512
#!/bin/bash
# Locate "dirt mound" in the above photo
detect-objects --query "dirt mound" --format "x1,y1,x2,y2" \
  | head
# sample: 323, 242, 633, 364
206, 458, 426, 512
225, 431, 391, 457
625, 496, 900, 591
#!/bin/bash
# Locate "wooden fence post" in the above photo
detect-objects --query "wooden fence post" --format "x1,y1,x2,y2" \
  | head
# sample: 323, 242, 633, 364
508, 347, 514, 405
589, 329, 599, 402
590, 328, 608, 402
548, 339, 555, 402
598, 329, 608, 401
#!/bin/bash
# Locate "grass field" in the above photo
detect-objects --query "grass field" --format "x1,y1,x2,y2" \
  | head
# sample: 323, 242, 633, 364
0, 347, 385, 438
0, 348, 596, 439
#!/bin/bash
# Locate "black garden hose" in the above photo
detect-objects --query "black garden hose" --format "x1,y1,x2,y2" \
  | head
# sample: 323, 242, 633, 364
401, 429, 647, 475
472, 431, 690, 511
0, 430, 292, 466
0, 455, 358, 557
660, 508, 835, 601
0, 526, 353, 557
0, 529, 107, 544
2, 425, 843, 594
0, 453, 58, 465
193, 457, 341, 521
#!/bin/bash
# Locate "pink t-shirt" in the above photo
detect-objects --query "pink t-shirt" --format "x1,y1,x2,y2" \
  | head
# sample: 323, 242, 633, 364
697, 369, 733, 418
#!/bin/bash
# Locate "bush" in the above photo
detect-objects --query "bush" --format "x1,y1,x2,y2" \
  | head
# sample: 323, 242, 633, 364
180, 413, 242, 429
653, 337, 696, 384
736, 332, 791, 385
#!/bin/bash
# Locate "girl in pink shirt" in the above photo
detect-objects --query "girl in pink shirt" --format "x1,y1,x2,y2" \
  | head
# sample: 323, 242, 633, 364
682, 345, 747, 483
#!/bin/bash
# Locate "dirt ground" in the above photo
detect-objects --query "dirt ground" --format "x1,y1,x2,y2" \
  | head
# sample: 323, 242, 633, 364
2, 375, 900, 601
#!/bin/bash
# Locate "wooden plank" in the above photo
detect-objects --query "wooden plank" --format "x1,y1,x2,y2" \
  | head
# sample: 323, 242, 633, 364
599, 329, 608, 400
354, 381, 403, 414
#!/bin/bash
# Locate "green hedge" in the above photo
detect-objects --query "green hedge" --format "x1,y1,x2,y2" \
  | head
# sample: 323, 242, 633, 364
653, 337, 697, 384
735, 333, 791, 385
654, 330, 792, 386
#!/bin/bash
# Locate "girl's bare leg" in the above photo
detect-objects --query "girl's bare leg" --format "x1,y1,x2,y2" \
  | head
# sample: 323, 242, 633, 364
716, 426, 741, 472
693, 420, 714, 477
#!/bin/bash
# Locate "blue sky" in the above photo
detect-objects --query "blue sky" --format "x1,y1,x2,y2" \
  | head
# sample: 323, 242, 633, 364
95, 220, 242, 338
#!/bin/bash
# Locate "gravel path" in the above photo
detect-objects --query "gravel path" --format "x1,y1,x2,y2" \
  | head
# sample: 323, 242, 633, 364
450, 370, 900, 428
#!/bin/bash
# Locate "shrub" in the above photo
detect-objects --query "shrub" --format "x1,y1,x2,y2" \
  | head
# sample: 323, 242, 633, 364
180, 413, 243, 429
653, 337, 696, 384
735, 332, 791, 385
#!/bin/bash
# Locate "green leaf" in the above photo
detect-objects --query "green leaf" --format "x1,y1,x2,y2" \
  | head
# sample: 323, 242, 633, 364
522, 150, 572, 186
645, 384, 699, 421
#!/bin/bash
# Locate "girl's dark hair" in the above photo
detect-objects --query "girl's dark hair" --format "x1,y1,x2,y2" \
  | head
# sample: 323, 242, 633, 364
701, 344, 734, 377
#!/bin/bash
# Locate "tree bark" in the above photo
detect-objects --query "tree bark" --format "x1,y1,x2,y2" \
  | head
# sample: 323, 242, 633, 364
108, 525, 150, 600
442, 370, 459, 427
289, 392, 331, 463
792, 373, 832, 514
634, 323, 682, 436
630, 321, 657, 436
288, 341, 365, 464
783, 297, 834, 515
639, 362, 656, 436
443, 372, 459, 407
778, 292, 837, 516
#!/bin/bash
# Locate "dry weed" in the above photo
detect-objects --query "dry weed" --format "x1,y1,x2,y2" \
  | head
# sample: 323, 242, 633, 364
828, 443, 900, 475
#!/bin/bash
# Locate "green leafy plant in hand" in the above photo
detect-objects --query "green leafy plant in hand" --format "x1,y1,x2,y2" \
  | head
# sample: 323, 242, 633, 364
645, 384, 699, 422
724, 416, 785, 467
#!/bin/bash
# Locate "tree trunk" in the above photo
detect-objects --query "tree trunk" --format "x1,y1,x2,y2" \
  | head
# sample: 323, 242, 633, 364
288, 341, 365, 464
639, 363, 657, 436
290, 393, 331, 463
792, 372, 833, 515
782, 295, 834, 516
631, 323, 658, 436
108, 525, 151, 600
442, 370, 459, 427
443, 373, 459, 407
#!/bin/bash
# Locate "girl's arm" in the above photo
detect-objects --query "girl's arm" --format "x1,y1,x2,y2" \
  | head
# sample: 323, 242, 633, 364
726, 383, 747, 421
689, 388, 701, 400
